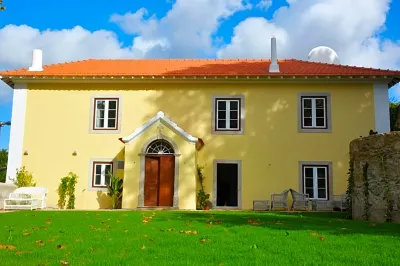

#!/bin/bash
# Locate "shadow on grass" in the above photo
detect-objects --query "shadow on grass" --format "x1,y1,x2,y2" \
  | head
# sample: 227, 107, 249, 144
153, 211, 400, 237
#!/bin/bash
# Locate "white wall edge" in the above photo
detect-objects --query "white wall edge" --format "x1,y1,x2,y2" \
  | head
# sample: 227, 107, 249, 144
373, 82, 390, 133
6, 83, 28, 183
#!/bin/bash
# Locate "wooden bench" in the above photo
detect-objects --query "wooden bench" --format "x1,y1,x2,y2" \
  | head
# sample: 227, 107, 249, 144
3, 187, 48, 210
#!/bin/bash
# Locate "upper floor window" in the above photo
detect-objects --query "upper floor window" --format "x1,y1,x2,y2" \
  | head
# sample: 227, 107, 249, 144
94, 98, 119, 130
212, 95, 244, 135
298, 93, 331, 133
302, 97, 326, 128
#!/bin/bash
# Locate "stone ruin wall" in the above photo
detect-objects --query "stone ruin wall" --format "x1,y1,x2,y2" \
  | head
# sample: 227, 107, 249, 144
350, 132, 400, 223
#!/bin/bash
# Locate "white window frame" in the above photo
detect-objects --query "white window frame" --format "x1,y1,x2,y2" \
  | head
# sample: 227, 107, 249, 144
94, 99, 119, 130
297, 93, 331, 133
216, 99, 240, 130
303, 165, 328, 200
92, 162, 113, 188
301, 97, 327, 129
211, 95, 245, 135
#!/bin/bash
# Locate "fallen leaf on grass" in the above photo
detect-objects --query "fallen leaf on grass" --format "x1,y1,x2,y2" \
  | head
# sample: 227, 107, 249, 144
116, 220, 121, 223
57, 245, 66, 250
200, 238, 210, 243
60, 260, 69, 265
15, 251, 26, 255
22, 232, 30, 236
319, 237, 326, 241
192, 231, 199, 235
184, 230, 192, 234
36, 240, 44, 247
142, 219, 150, 224
32, 227, 39, 231
0, 244, 16, 250
140, 245, 146, 250
45, 220, 52, 225
167, 228, 174, 232
311, 232, 319, 236
124, 229, 128, 233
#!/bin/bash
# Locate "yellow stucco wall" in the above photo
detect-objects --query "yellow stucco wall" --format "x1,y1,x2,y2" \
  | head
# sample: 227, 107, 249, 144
21, 82, 375, 209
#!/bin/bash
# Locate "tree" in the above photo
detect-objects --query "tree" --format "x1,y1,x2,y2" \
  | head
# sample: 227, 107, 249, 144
390, 102, 400, 131
0, 149, 8, 183
0, 0, 5, 11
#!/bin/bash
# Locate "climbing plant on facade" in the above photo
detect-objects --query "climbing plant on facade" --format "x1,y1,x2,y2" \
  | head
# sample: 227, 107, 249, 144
57, 172, 78, 209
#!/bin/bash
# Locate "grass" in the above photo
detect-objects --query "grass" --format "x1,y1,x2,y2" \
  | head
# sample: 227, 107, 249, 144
0, 211, 399, 265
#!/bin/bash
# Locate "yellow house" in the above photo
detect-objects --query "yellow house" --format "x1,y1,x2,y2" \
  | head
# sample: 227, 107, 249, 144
1, 40, 400, 210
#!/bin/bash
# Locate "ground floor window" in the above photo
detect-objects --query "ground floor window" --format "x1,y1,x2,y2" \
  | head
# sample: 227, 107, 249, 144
92, 162, 113, 188
302, 164, 329, 200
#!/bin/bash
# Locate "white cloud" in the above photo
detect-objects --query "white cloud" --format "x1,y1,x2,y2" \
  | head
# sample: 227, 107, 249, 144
110, 0, 251, 57
218, 0, 400, 70
256, 0, 272, 11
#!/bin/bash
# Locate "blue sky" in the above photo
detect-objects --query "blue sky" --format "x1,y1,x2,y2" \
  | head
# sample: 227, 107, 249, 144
0, 0, 400, 149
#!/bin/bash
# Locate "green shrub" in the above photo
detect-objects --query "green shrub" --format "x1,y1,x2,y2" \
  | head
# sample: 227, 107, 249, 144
58, 172, 78, 209
106, 172, 123, 209
13, 166, 36, 187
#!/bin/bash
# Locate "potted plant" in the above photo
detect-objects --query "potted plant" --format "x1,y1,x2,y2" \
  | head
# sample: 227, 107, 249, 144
204, 200, 212, 210
106, 172, 123, 209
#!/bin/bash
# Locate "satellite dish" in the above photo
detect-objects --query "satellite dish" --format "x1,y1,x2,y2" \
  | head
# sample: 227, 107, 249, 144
308, 46, 340, 64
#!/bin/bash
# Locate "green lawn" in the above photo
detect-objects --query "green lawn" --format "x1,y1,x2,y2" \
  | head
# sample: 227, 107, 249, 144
0, 211, 399, 265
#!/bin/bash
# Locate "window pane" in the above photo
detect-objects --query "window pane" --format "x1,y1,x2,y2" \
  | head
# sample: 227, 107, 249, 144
316, 109, 325, 118
303, 118, 312, 127
105, 175, 110, 186
108, 100, 117, 109
316, 118, 325, 127
96, 110, 105, 119
303, 98, 312, 108
305, 178, 313, 187
105, 165, 112, 175
96, 101, 105, 109
108, 110, 116, 119
217, 101, 226, 110
318, 189, 326, 199
230, 119, 238, 129
96, 118, 105, 128
318, 178, 326, 188
95, 174, 101, 185
230, 101, 239, 110
316, 99, 325, 108
306, 188, 314, 198
230, 110, 238, 119
95, 164, 102, 174
218, 110, 226, 119
317, 167, 326, 178
304, 167, 314, 178
303, 108, 312, 117
108, 119, 116, 128
217, 120, 226, 129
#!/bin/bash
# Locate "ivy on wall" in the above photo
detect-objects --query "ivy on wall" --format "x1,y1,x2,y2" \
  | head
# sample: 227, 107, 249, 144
362, 162, 370, 220
57, 172, 78, 209
345, 158, 354, 219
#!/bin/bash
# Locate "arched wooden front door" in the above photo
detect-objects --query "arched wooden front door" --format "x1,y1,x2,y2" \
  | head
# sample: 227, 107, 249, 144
144, 140, 175, 207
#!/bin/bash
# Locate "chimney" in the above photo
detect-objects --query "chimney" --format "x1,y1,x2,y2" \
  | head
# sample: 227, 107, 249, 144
28, 49, 43, 71
269, 37, 280, 73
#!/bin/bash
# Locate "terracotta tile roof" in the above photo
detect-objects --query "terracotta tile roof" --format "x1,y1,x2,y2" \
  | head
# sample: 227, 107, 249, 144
0, 59, 399, 77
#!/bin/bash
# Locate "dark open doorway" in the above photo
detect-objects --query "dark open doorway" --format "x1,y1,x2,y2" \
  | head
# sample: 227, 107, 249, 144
216, 163, 239, 207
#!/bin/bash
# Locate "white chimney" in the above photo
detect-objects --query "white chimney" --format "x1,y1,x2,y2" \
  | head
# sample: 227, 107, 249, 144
28, 49, 43, 71
269, 37, 280, 73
